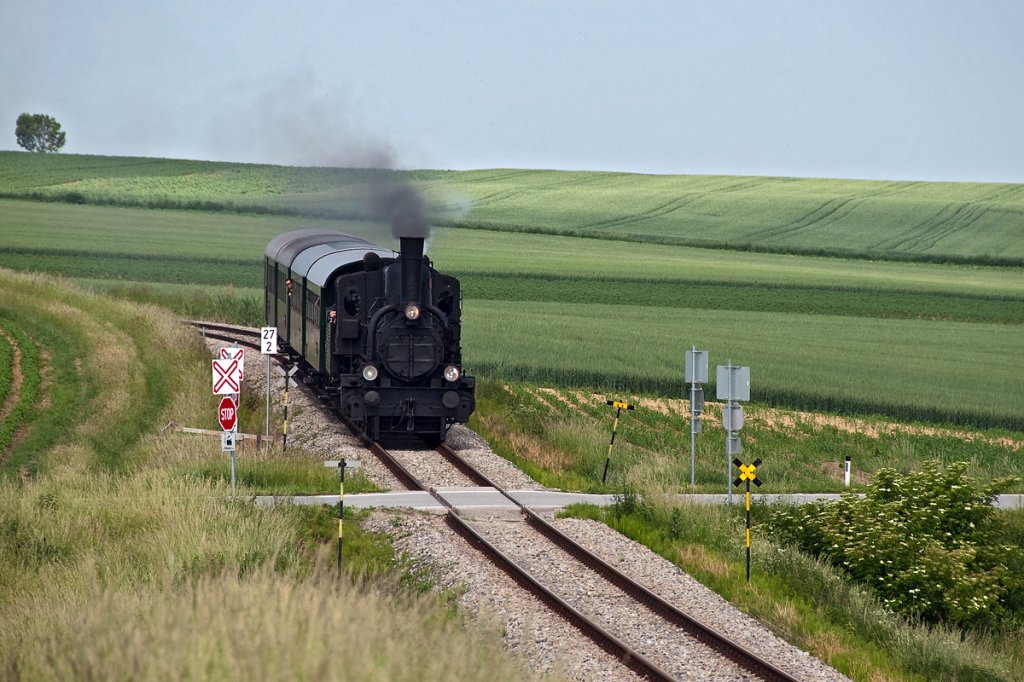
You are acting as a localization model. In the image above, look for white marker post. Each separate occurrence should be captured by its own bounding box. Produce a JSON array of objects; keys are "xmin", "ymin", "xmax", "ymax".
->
[
  {"xmin": 261, "ymin": 327, "xmax": 278, "ymax": 443},
  {"xmin": 844, "ymin": 455, "xmax": 852, "ymax": 487}
]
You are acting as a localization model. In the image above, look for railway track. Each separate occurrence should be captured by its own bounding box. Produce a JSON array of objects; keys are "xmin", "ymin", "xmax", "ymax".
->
[{"xmin": 190, "ymin": 320, "xmax": 802, "ymax": 681}]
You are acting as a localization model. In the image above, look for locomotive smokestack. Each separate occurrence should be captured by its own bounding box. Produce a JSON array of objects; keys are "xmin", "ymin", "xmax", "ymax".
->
[{"xmin": 400, "ymin": 236, "xmax": 424, "ymax": 305}]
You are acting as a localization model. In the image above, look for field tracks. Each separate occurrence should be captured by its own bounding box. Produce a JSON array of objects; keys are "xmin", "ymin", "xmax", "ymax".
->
[
  {"xmin": 876, "ymin": 202, "xmax": 989, "ymax": 253},
  {"xmin": 0, "ymin": 329, "xmax": 23, "ymax": 428}
]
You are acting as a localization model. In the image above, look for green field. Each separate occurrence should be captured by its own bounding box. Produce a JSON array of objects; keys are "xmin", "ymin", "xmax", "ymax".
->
[
  {"xmin": 1, "ymin": 152, "xmax": 1022, "ymax": 431},
  {"xmin": 4, "ymin": 151, "xmax": 1024, "ymax": 263}
]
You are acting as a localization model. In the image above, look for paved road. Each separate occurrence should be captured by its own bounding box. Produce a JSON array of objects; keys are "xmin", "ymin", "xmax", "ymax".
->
[{"xmin": 255, "ymin": 489, "xmax": 1024, "ymax": 513}]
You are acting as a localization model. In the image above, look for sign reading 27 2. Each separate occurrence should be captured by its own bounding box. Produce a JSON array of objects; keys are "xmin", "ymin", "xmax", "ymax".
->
[{"xmin": 261, "ymin": 327, "xmax": 278, "ymax": 355}]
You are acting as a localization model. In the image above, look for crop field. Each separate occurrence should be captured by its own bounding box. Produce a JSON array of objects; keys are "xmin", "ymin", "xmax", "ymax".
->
[
  {"xmin": 3, "ymin": 152, "xmax": 1023, "ymax": 263},
  {"xmin": 1, "ymin": 153, "xmax": 1022, "ymax": 432}
]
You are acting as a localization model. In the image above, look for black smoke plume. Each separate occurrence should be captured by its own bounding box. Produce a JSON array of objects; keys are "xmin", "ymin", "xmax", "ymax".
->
[{"xmin": 370, "ymin": 178, "xmax": 430, "ymax": 239}]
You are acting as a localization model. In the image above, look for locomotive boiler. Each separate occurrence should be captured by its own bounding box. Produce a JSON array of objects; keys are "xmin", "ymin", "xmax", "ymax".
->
[{"xmin": 264, "ymin": 229, "xmax": 475, "ymax": 444}]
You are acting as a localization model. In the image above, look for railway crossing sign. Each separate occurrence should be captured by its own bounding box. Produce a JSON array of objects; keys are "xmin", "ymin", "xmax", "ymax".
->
[
  {"xmin": 220, "ymin": 347, "xmax": 244, "ymax": 381},
  {"xmin": 274, "ymin": 365, "xmax": 299, "ymax": 389},
  {"xmin": 212, "ymin": 358, "xmax": 242, "ymax": 394},
  {"xmin": 218, "ymin": 396, "xmax": 237, "ymax": 431}
]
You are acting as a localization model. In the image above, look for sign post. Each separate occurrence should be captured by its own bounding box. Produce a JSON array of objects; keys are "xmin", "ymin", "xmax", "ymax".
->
[
  {"xmin": 274, "ymin": 365, "xmax": 298, "ymax": 451},
  {"xmin": 219, "ymin": 395, "xmax": 238, "ymax": 495},
  {"xmin": 733, "ymin": 458, "xmax": 762, "ymax": 583},
  {"xmin": 213, "ymin": 355, "xmax": 244, "ymax": 496},
  {"xmin": 261, "ymin": 327, "xmax": 278, "ymax": 443},
  {"xmin": 602, "ymin": 399, "xmax": 636, "ymax": 484},
  {"xmin": 325, "ymin": 459, "xmax": 362, "ymax": 577},
  {"xmin": 717, "ymin": 361, "xmax": 750, "ymax": 505},
  {"xmin": 684, "ymin": 347, "xmax": 708, "ymax": 486}
]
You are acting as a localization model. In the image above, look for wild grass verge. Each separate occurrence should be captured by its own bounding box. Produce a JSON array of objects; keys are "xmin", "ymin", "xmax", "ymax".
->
[
  {"xmin": 563, "ymin": 499, "xmax": 1024, "ymax": 681},
  {"xmin": 0, "ymin": 270, "xmax": 535, "ymax": 680}
]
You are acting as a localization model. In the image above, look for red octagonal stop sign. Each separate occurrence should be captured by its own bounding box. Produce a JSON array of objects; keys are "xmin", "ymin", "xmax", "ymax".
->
[{"xmin": 218, "ymin": 396, "xmax": 237, "ymax": 431}]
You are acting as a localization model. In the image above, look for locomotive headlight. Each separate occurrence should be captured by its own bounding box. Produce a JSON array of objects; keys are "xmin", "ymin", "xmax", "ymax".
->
[
  {"xmin": 443, "ymin": 365, "xmax": 461, "ymax": 382},
  {"xmin": 404, "ymin": 303, "xmax": 421, "ymax": 320},
  {"xmin": 361, "ymin": 364, "xmax": 379, "ymax": 382}
]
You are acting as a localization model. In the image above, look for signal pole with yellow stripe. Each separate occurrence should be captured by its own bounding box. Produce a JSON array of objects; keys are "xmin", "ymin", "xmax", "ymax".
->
[
  {"xmin": 325, "ymin": 458, "xmax": 362, "ymax": 577},
  {"xmin": 603, "ymin": 400, "xmax": 636, "ymax": 483},
  {"xmin": 733, "ymin": 458, "xmax": 762, "ymax": 583}
]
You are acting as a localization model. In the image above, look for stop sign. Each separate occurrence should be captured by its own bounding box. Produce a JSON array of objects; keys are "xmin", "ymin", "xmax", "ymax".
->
[{"xmin": 218, "ymin": 396, "xmax": 237, "ymax": 431}]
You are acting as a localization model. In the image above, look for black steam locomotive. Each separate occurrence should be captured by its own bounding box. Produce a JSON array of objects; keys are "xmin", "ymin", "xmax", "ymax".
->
[{"xmin": 264, "ymin": 229, "xmax": 475, "ymax": 444}]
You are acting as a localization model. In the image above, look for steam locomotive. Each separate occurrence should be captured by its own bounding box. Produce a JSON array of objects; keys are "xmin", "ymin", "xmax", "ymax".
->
[{"xmin": 264, "ymin": 229, "xmax": 475, "ymax": 444}]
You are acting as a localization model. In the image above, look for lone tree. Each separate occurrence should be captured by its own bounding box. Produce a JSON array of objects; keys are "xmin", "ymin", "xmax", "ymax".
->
[{"xmin": 15, "ymin": 113, "xmax": 66, "ymax": 152}]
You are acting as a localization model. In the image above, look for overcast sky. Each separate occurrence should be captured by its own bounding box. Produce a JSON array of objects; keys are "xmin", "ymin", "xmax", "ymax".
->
[{"xmin": 3, "ymin": 1, "xmax": 1022, "ymax": 182}]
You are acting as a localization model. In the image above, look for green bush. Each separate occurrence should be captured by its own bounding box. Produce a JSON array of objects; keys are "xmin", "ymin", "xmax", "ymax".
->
[{"xmin": 768, "ymin": 461, "xmax": 1022, "ymax": 628}]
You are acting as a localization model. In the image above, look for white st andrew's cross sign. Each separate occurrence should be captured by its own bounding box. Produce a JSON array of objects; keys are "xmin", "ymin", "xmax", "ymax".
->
[{"xmin": 212, "ymin": 357, "xmax": 243, "ymax": 395}]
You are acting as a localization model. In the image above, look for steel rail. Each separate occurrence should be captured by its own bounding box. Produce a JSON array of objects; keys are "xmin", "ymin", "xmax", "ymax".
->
[
  {"xmin": 444, "ymin": 513, "xmax": 676, "ymax": 682},
  {"xmin": 190, "ymin": 321, "xmax": 262, "ymax": 351},
  {"xmin": 436, "ymin": 444, "xmax": 800, "ymax": 682}
]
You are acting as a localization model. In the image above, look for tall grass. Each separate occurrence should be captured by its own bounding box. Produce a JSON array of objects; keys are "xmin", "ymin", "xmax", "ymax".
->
[
  {"xmin": 5, "ymin": 563, "xmax": 530, "ymax": 681},
  {"xmin": 0, "ymin": 270, "xmax": 536, "ymax": 680}
]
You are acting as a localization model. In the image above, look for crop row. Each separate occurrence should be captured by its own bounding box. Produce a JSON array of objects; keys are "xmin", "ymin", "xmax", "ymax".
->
[
  {"xmin": 462, "ymin": 300, "xmax": 1024, "ymax": 431},
  {"xmin": 5, "ymin": 200, "xmax": 1022, "ymax": 301},
  {"xmin": 2, "ymin": 246, "xmax": 1020, "ymax": 327},
  {"xmin": 461, "ymin": 273, "xmax": 1024, "ymax": 325}
]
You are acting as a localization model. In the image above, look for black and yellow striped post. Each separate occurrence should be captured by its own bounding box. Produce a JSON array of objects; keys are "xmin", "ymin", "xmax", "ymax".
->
[
  {"xmin": 337, "ymin": 459, "xmax": 345, "ymax": 575},
  {"xmin": 602, "ymin": 400, "xmax": 636, "ymax": 483},
  {"xmin": 733, "ymin": 458, "xmax": 762, "ymax": 583},
  {"xmin": 325, "ymin": 459, "xmax": 361, "ymax": 578},
  {"xmin": 282, "ymin": 374, "xmax": 289, "ymax": 451}
]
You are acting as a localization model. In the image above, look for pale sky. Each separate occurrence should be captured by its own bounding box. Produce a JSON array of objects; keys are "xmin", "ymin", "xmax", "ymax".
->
[{"xmin": 3, "ymin": 1, "xmax": 1022, "ymax": 182}]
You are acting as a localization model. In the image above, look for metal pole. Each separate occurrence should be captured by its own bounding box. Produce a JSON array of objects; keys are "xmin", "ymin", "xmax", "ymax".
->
[
  {"xmin": 231, "ymin": 392, "xmax": 238, "ymax": 496},
  {"xmin": 265, "ymin": 354, "xmax": 271, "ymax": 442},
  {"xmin": 282, "ymin": 371, "xmax": 289, "ymax": 451},
  {"xmin": 745, "ymin": 477, "xmax": 752, "ymax": 582},
  {"xmin": 338, "ymin": 460, "xmax": 346, "ymax": 577},
  {"xmin": 727, "ymin": 359, "xmax": 733, "ymax": 506},
  {"xmin": 602, "ymin": 406, "xmax": 622, "ymax": 484},
  {"xmin": 690, "ymin": 346, "xmax": 696, "ymax": 486}
]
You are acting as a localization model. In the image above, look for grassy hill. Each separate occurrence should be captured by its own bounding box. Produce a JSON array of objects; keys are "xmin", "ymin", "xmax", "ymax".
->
[{"xmin": 3, "ymin": 151, "xmax": 1023, "ymax": 264}]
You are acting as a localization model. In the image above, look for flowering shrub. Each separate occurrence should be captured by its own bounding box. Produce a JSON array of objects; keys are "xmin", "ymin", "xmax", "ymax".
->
[{"xmin": 768, "ymin": 461, "xmax": 1021, "ymax": 627}]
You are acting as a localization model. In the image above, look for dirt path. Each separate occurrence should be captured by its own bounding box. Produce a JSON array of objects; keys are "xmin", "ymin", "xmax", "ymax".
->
[
  {"xmin": 563, "ymin": 388, "xmax": 1023, "ymax": 452},
  {"xmin": 0, "ymin": 328, "xmax": 25, "ymax": 462}
]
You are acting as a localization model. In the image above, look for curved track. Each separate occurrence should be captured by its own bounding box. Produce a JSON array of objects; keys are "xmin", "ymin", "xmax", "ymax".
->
[{"xmin": 189, "ymin": 320, "xmax": 799, "ymax": 681}]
